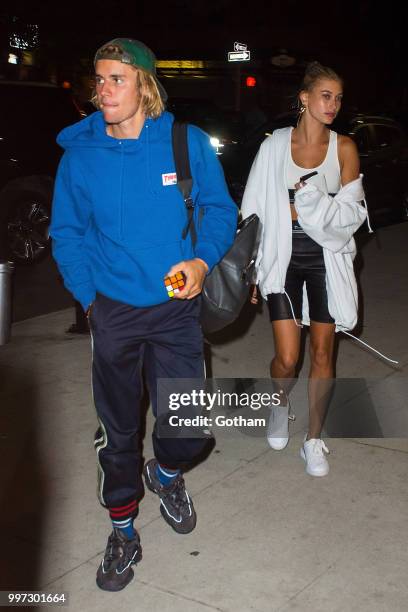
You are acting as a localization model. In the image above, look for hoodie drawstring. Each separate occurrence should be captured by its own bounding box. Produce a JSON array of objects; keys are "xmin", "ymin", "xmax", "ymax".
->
[
  {"xmin": 283, "ymin": 290, "xmax": 398, "ymax": 365},
  {"xmin": 362, "ymin": 198, "xmax": 374, "ymax": 233},
  {"xmin": 340, "ymin": 329, "xmax": 398, "ymax": 365},
  {"xmin": 284, "ymin": 290, "xmax": 303, "ymax": 328}
]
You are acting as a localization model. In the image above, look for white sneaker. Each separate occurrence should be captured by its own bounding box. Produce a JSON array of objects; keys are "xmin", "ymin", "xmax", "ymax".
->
[
  {"xmin": 267, "ymin": 404, "xmax": 295, "ymax": 450},
  {"xmin": 300, "ymin": 437, "xmax": 330, "ymax": 477}
]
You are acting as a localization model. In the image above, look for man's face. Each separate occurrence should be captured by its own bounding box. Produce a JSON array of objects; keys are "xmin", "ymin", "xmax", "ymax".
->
[{"xmin": 95, "ymin": 59, "xmax": 145, "ymax": 127}]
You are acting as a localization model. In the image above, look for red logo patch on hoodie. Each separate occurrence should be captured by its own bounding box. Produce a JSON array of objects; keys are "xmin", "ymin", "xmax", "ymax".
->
[{"xmin": 162, "ymin": 172, "xmax": 177, "ymax": 186}]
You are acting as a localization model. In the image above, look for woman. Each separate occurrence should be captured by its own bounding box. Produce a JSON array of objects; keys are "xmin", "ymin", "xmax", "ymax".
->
[{"xmin": 241, "ymin": 62, "xmax": 368, "ymax": 477}]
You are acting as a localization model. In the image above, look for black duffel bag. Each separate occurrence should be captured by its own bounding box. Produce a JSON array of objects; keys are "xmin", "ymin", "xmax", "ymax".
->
[{"xmin": 172, "ymin": 121, "xmax": 260, "ymax": 334}]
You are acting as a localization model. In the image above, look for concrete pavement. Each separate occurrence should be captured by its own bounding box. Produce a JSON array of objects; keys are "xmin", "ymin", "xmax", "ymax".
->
[{"xmin": 0, "ymin": 223, "xmax": 407, "ymax": 611}]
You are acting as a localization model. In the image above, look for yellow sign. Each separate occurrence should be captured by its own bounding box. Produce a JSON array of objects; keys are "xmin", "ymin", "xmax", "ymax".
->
[{"xmin": 156, "ymin": 60, "xmax": 205, "ymax": 69}]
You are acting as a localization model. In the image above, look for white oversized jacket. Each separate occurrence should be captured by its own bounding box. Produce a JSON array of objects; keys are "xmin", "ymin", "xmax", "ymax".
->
[{"xmin": 241, "ymin": 127, "xmax": 368, "ymax": 333}]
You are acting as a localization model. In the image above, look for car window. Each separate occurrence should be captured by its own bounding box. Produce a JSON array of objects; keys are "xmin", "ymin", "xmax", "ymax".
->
[
  {"xmin": 352, "ymin": 126, "xmax": 371, "ymax": 155},
  {"xmin": 0, "ymin": 84, "xmax": 79, "ymax": 136},
  {"xmin": 168, "ymin": 99, "xmax": 222, "ymax": 125},
  {"xmin": 372, "ymin": 125, "xmax": 401, "ymax": 150}
]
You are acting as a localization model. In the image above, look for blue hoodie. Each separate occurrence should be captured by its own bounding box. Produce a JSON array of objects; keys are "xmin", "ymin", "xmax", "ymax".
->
[{"xmin": 50, "ymin": 110, "xmax": 237, "ymax": 310}]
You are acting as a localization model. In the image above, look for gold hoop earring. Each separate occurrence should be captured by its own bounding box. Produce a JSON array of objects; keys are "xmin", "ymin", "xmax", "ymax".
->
[{"xmin": 297, "ymin": 104, "xmax": 306, "ymax": 126}]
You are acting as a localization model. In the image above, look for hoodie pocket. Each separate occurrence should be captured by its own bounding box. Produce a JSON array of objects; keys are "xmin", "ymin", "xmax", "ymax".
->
[{"xmin": 110, "ymin": 240, "xmax": 193, "ymax": 305}]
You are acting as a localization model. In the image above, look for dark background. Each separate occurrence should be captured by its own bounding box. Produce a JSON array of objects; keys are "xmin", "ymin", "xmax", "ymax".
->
[
  {"xmin": 2, "ymin": 0, "xmax": 408, "ymax": 323},
  {"xmin": 1, "ymin": 0, "xmax": 407, "ymax": 113}
]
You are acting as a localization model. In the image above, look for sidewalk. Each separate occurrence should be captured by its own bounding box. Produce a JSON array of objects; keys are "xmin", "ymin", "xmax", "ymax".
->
[{"xmin": 1, "ymin": 224, "xmax": 407, "ymax": 611}]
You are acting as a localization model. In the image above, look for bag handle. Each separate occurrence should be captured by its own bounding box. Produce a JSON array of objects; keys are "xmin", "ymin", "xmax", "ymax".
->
[{"xmin": 171, "ymin": 121, "xmax": 197, "ymax": 244}]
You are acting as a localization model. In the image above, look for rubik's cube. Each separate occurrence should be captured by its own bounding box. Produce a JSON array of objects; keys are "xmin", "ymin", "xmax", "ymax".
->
[{"xmin": 164, "ymin": 272, "xmax": 186, "ymax": 298}]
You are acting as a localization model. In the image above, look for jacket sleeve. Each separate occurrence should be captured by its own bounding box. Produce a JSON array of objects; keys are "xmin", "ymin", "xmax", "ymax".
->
[
  {"xmin": 49, "ymin": 152, "xmax": 96, "ymax": 310},
  {"xmin": 240, "ymin": 140, "xmax": 268, "ymax": 278},
  {"xmin": 188, "ymin": 126, "xmax": 238, "ymax": 271},
  {"xmin": 241, "ymin": 139, "xmax": 268, "ymax": 221},
  {"xmin": 294, "ymin": 182, "xmax": 367, "ymax": 252}
]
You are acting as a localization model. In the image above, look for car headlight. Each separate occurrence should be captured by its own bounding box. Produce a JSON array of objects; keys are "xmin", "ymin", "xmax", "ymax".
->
[
  {"xmin": 210, "ymin": 136, "xmax": 225, "ymax": 154},
  {"xmin": 210, "ymin": 135, "xmax": 238, "ymax": 155}
]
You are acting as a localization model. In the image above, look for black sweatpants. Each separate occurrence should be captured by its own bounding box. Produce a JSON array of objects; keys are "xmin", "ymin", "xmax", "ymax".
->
[{"xmin": 90, "ymin": 292, "xmax": 209, "ymax": 519}]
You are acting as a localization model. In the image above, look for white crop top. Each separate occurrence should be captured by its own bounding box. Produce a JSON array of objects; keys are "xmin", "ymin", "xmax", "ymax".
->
[{"xmin": 286, "ymin": 128, "xmax": 341, "ymax": 194}]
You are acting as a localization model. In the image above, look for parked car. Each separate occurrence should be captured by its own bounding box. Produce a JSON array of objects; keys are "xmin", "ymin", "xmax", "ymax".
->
[
  {"xmin": 168, "ymin": 97, "xmax": 246, "ymax": 204},
  {"xmin": 336, "ymin": 113, "xmax": 408, "ymax": 225},
  {"xmin": 167, "ymin": 97, "xmax": 243, "ymax": 144},
  {"xmin": 241, "ymin": 112, "xmax": 408, "ymax": 226},
  {"xmin": 0, "ymin": 81, "xmax": 82, "ymax": 264},
  {"xmin": 170, "ymin": 101, "xmax": 408, "ymax": 226}
]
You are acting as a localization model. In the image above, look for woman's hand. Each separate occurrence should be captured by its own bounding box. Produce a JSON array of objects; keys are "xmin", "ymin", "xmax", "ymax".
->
[{"xmin": 250, "ymin": 284, "xmax": 259, "ymax": 305}]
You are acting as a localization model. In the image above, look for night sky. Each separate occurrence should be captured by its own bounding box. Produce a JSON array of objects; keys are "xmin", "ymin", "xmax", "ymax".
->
[
  {"xmin": 2, "ymin": 0, "xmax": 407, "ymax": 113},
  {"xmin": 6, "ymin": 0, "xmax": 407, "ymax": 59}
]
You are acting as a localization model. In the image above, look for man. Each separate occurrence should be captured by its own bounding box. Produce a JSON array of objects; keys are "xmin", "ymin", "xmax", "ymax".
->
[{"xmin": 50, "ymin": 38, "xmax": 237, "ymax": 592}]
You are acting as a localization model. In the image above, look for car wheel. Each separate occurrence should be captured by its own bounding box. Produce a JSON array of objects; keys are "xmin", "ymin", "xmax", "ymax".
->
[{"xmin": 2, "ymin": 177, "xmax": 53, "ymax": 265}]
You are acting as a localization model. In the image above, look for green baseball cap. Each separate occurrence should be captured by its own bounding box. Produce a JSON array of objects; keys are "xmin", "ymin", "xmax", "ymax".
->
[{"xmin": 94, "ymin": 38, "xmax": 167, "ymax": 102}]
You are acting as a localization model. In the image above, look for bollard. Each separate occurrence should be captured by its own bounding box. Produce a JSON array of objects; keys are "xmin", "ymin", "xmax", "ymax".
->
[{"xmin": 0, "ymin": 261, "xmax": 15, "ymax": 345}]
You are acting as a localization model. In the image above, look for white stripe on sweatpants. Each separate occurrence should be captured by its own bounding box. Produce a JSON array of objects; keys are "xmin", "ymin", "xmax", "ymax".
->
[{"xmin": 90, "ymin": 327, "xmax": 108, "ymax": 506}]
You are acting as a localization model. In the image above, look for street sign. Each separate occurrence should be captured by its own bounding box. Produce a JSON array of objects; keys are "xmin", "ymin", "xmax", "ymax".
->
[
  {"xmin": 228, "ymin": 50, "xmax": 251, "ymax": 62},
  {"xmin": 234, "ymin": 42, "xmax": 247, "ymax": 51}
]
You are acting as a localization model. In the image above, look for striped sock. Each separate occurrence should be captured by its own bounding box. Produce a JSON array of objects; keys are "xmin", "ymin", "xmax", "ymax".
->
[
  {"xmin": 156, "ymin": 464, "xmax": 180, "ymax": 486},
  {"xmin": 109, "ymin": 500, "xmax": 138, "ymax": 539},
  {"xmin": 111, "ymin": 517, "xmax": 135, "ymax": 539}
]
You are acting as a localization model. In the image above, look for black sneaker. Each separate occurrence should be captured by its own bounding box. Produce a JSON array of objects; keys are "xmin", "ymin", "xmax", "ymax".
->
[
  {"xmin": 143, "ymin": 458, "xmax": 197, "ymax": 534},
  {"xmin": 96, "ymin": 528, "xmax": 142, "ymax": 592}
]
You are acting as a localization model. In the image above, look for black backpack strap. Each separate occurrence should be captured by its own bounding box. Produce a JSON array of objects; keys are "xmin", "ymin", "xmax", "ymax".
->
[{"xmin": 172, "ymin": 121, "xmax": 197, "ymax": 244}]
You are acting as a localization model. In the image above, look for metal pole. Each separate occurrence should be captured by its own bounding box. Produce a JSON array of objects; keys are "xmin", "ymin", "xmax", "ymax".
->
[{"xmin": 0, "ymin": 261, "xmax": 15, "ymax": 345}]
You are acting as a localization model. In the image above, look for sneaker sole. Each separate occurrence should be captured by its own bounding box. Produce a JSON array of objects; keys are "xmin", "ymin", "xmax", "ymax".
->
[
  {"xmin": 96, "ymin": 548, "xmax": 142, "ymax": 592},
  {"xmin": 300, "ymin": 447, "xmax": 329, "ymax": 477},
  {"xmin": 267, "ymin": 436, "xmax": 289, "ymax": 450}
]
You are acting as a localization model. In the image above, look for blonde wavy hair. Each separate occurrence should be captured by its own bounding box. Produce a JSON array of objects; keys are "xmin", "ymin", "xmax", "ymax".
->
[{"xmin": 91, "ymin": 64, "xmax": 165, "ymax": 119}]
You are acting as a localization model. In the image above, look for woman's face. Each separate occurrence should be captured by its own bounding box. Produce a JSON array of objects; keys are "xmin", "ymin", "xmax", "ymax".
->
[{"xmin": 301, "ymin": 78, "xmax": 343, "ymax": 125}]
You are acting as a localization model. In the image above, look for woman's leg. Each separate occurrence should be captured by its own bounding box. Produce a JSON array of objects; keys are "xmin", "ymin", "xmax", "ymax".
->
[
  {"xmin": 308, "ymin": 321, "xmax": 336, "ymax": 439},
  {"xmin": 266, "ymin": 318, "xmax": 301, "ymax": 449},
  {"xmin": 270, "ymin": 319, "xmax": 302, "ymax": 399}
]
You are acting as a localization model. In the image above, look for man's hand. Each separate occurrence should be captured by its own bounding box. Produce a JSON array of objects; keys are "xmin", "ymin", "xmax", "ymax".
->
[{"xmin": 166, "ymin": 258, "xmax": 208, "ymax": 299}]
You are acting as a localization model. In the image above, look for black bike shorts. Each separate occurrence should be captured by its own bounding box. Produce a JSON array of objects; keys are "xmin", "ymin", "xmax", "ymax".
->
[{"xmin": 267, "ymin": 220, "xmax": 335, "ymax": 324}]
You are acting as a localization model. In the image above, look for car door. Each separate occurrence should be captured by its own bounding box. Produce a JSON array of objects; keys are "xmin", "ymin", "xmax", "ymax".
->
[
  {"xmin": 368, "ymin": 122, "xmax": 405, "ymax": 220},
  {"xmin": 351, "ymin": 120, "xmax": 404, "ymax": 223},
  {"xmin": 350, "ymin": 122, "xmax": 378, "ymax": 204}
]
